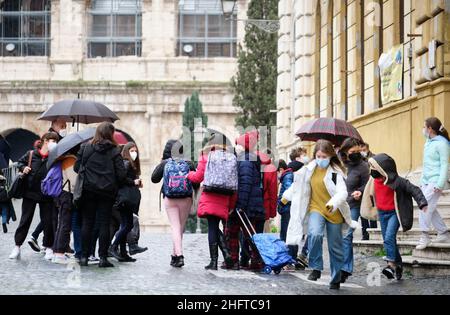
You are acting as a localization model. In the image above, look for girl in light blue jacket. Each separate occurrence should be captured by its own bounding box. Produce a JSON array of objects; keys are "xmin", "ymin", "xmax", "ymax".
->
[{"xmin": 417, "ymin": 117, "xmax": 450, "ymax": 250}]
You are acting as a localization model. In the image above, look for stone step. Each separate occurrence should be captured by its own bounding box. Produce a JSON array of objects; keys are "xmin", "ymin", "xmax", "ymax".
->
[
  {"xmin": 413, "ymin": 243, "xmax": 450, "ymax": 261},
  {"xmin": 366, "ymin": 228, "xmax": 441, "ymax": 241},
  {"xmin": 413, "ymin": 215, "xmax": 450, "ymax": 228},
  {"xmin": 402, "ymin": 256, "xmax": 450, "ymax": 277},
  {"xmin": 353, "ymin": 240, "xmax": 450, "ymax": 258}
]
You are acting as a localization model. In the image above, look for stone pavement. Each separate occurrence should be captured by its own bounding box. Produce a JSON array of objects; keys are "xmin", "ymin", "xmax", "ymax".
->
[{"xmin": 0, "ymin": 208, "xmax": 449, "ymax": 295}]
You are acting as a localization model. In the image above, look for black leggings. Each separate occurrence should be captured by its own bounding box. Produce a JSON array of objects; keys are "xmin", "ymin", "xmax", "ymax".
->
[
  {"xmin": 112, "ymin": 207, "xmax": 134, "ymax": 253},
  {"xmin": 207, "ymin": 216, "xmax": 221, "ymax": 245}
]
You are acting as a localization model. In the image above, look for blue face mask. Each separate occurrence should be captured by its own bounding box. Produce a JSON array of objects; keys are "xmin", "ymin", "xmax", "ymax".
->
[{"xmin": 316, "ymin": 158, "xmax": 330, "ymax": 169}]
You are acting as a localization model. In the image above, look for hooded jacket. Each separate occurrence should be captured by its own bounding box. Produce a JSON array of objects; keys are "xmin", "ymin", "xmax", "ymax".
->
[
  {"xmin": 288, "ymin": 160, "xmax": 304, "ymax": 172},
  {"xmin": 282, "ymin": 160, "xmax": 358, "ymax": 247},
  {"xmin": 361, "ymin": 154, "xmax": 428, "ymax": 232},
  {"xmin": 257, "ymin": 151, "xmax": 278, "ymax": 220},
  {"xmin": 74, "ymin": 140, "xmax": 126, "ymax": 198},
  {"xmin": 277, "ymin": 168, "xmax": 293, "ymax": 215},
  {"xmin": 235, "ymin": 151, "xmax": 265, "ymax": 219},
  {"xmin": 422, "ymin": 135, "xmax": 450, "ymax": 190}
]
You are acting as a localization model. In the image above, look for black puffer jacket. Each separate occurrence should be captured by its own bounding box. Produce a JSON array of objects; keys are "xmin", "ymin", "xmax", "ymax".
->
[
  {"xmin": 74, "ymin": 140, "xmax": 126, "ymax": 199},
  {"xmin": 363, "ymin": 154, "xmax": 428, "ymax": 232},
  {"xmin": 17, "ymin": 149, "xmax": 52, "ymax": 202},
  {"xmin": 345, "ymin": 159, "xmax": 370, "ymax": 209}
]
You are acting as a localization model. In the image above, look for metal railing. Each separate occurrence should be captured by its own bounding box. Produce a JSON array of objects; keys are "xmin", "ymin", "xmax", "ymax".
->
[{"xmin": 1, "ymin": 164, "xmax": 19, "ymax": 188}]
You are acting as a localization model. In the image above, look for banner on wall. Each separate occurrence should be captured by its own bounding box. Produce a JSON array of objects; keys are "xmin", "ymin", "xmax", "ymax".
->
[{"xmin": 378, "ymin": 44, "xmax": 404, "ymax": 105}]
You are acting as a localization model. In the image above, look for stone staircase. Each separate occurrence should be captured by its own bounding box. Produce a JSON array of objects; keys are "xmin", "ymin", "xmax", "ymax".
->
[{"xmin": 353, "ymin": 189, "xmax": 450, "ymax": 277}]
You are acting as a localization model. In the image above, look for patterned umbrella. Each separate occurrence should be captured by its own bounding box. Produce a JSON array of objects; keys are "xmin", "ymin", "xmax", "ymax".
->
[{"xmin": 295, "ymin": 118, "xmax": 363, "ymax": 146}]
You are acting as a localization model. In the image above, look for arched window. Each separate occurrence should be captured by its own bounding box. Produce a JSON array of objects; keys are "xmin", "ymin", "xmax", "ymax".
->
[
  {"xmin": 0, "ymin": 0, "xmax": 51, "ymax": 56},
  {"xmin": 87, "ymin": 0, "xmax": 142, "ymax": 58}
]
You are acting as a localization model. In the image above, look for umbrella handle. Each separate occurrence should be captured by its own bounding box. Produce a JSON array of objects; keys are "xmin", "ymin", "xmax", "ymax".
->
[{"xmin": 71, "ymin": 117, "xmax": 76, "ymax": 128}]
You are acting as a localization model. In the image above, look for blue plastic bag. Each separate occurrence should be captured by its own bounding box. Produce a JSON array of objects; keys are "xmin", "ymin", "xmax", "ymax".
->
[{"xmin": 252, "ymin": 234, "xmax": 296, "ymax": 268}]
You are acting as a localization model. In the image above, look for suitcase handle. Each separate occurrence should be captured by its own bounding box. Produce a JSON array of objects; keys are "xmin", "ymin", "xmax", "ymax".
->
[{"xmin": 235, "ymin": 208, "xmax": 257, "ymax": 236}]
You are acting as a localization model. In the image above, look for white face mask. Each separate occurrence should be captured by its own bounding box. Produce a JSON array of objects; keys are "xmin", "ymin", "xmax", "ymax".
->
[
  {"xmin": 130, "ymin": 151, "xmax": 138, "ymax": 161},
  {"xmin": 301, "ymin": 156, "xmax": 310, "ymax": 164},
  {"xmin": 361, "ymin": 151, "xmax": 368, "ymax": 158},
  {"xmin": 58, "ymin": 129, "xmax": 67, "ymax": 138},
  {"xmin": 423, "ymin": 128, "xmax": 430, "ymax": 139},
  {"xmin": 48, "ymin": 142, "xmax": 57, "ymax": 151}
]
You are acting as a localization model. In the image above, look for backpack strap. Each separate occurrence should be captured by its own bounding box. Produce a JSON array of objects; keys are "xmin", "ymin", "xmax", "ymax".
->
[
  {"xmin": 62, "ymin": 179, "xmax": 71, "ymax": 194},
  {"xmin": 332, "ymin": 172, "xmax": 337, "ymax": 185}
]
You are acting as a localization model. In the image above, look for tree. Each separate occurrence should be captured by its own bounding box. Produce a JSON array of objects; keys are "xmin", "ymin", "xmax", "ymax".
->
[
  {"xmin": 231, "ymin": 0, "xmax": 278, "ymax": 138},
  {"xmin": 182, "ymin": 91, "xmax": 208, "ymax": 233},
  {"xmin": 182, "ymin": 91, "xmax": 208, "ymax": 163}
]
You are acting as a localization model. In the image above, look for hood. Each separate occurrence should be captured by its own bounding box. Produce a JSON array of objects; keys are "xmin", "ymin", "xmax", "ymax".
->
[
  {"xmin": 162, "ymin": 139, "xmax": 183, "ymax": 160},
  {"xmin": 368, "ymin": 154, "xmax": 398, "ymax": 185},
  {"xmin": 429, "ymin": 135, "xmax": 450, "ymax": 146},
  {"xmin": 256, "ymin": 151, "xmax": 272, "ymax": 165},
  {"xmin": 288, "ymin": 160, "xmax": 304, "ymax": 172},
  {"xmin": 93, "ymin": 140, "xmax": 117, "ymax": 153},
  {"xmin": 235, "ymin": 130, "xmax": 259, "ymax": 151}
]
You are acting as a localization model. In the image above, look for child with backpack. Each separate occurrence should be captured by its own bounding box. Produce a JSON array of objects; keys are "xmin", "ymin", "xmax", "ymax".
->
[
  {"xmin": 187, "ymin": 133, "xmax": 237, "ymax": 270},
  {"xmin": 151, "ymin": 139, "xmax": 196, "ymax": 268},
  {"xmin": 361, "ymin": 153, "xmax": 428, "ymax": 280}
]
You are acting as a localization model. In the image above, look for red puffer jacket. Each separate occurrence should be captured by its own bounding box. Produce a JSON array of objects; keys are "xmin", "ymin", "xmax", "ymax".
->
[
  {"xmin": 258, "ymin": 152, "xmax": 278, "ymax": 220},
  {"xmin": 187, "ymin": 153, "xmax": 237, "ymax": 221}
]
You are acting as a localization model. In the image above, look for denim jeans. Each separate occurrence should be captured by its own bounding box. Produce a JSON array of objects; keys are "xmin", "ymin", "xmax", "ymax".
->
[
  {"xmin": 378, "ymin": 210, "xmax": 402, "ymax": 265},
  {"xmin": 280, "ymin": 212, "xmax": 290, "ymax": 242},
  {"xmin": 307, "ymin": 212, "xmax": 344, "ymax": 284},
  {"xmin": 342, "ymin": 207, "xmax": 360, "ymax": 274},
  {"xmin": 1, "ymin": 203, "xmax": 7, "ymax": 225},
  {"xmin": 71, "ymin": 209, "xmax": 82, "ymax": 259}
]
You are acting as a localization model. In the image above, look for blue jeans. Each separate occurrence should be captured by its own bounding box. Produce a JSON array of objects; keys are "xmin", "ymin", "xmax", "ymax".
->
[
  {"xmin": 71, "ymin": 209, "xmax": 82, "ymax": 259},
  {"xmin": 307, "ymin": 212, "xmax": 344, "ymax": 284},
  {"xmin": 280, "ymin": 212, "xmax": 290, "ymax": 242},
  {"xmin": 1, "ymin": 203, "xmax": 7, "ymax": 224},
  {"xmin": 378, "ymin": 210, "xmax": 402, "ymax": 265},
  {"xmin": 342, "ymin": 207, "xmax": 360, "ymax": 274}
]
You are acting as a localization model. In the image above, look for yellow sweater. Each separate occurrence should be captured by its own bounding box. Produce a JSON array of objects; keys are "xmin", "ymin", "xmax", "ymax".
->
[{"xmin": 308, "ymin": 167, "xmax": 344, "ymax": 224}]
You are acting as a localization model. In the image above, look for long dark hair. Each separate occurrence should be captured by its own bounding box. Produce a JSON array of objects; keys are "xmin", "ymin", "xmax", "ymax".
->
[
  {"xmin": 91, "ymin": 122, "xmax": 118, "ymax": 146},
  {"xmin": 425, "ymin": 117, "xmax": 450, "ymax": 141},
  {"xmin": 122, "ymin": 142, "xmax": 141, "ymax": 176},
  {"xmin": 313, "ymin": 139, "xmax": 345, "ymax": 173}
]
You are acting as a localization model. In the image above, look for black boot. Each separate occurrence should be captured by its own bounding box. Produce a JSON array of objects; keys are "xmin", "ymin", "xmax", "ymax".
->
[
  {"xmin": 80, "ymin": 256, "xmax": 88, "ymax": 267},
  {"xmin": 2, "ymin": 223, "xmax": 7, "ymax": 233},
  {"xmin": 108, "ymin": 244, "xmax": 123, "ymax": 261},
  {"xmin": 173, "ymin": 255, "xmax": 184, "ymax": 268},
  {"xmin": 308, "ymin": 270, "xmax": 321, "ymax": 281},
  {"xmin": 205, "ymin": 243, "xmax": 219, "ymax": 270},
  {"xmin": 170, "ymin": 255, "xmax": 176, "ymax": 266},
  {"xmin": 129, "ymin": 243, "xmax": 148, "ymax": 256},
  {"xmin": 119, "ymin": 245, "xmax": 136, "ymax": 262},
  {"xmin": 218, "ymin": 231, "xmax": 234, "ymax": 268},
  {"xmin": 99, "ymin": 257, "xmax": 114, "ymax": 268}
]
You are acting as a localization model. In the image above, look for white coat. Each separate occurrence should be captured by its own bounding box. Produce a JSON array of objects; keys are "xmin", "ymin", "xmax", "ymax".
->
[{"xmin": 282, "ymin": 161, "xmax": 359, "ymax": 247}]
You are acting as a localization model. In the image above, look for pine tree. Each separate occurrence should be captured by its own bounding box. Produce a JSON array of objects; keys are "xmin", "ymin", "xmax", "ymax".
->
[
  {"xmin": 231, "ymin": 0, "xmax": 278, "ymax": 135},
  {"xmin": 182, "ymin": 91, "xmax": 208, "ymax": 233},
  {"xmin": 182, "ymin": 91, "xmax": 208, "ymax": 163}
]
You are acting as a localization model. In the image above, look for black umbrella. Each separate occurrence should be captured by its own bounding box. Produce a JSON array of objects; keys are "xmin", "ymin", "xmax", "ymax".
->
[
  {"xmin": 47, "ymin": 128, "xmax": 96, "ymax": 167},
  {"xmin": 1, "ymin": 129, "xmax": 40, "ymax": 162},
  {"xmin": 38, "ymin": 99, "xmax": 120, "ymax": 126}
]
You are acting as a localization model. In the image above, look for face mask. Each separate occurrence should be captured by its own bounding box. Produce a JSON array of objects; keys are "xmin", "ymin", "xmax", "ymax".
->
[
  {"xmin": 348, "ymin": 152, "xmax": 362, "ymax": 163},
  {"xmin": 422, "ymin": 128, "xmax": 430, "ymax": 139},
  {"xmin": 48, "ymin": 142, "xmax": 57, "ymax": 151},
  {"xmin": 130, "ymin": 151, "xmax": 138, "ymax": 161},
  {"xmin": 301, "ymin": 156, "xmax": 310, "ymax": 164},
  {"xmin": 316, "ymin": 158, "xmax": 330, "ymax": 169},
  {"xmin": 370, "ymin": 170, "xmax": 383, "ymax": 179},
  {"xmin": 58, "ymin": 129, "xmax": 67, "ymax": 138},
  {"xmin": 361, "ymin": 151, "xmax": 368, "ymax": 158}
]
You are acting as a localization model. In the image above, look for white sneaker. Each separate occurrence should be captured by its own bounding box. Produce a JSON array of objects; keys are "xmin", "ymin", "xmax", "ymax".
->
[
  {"xmin": 52, "ymin": 255, "xmax": 69, "ymax": 265},
  {"xmin": 434, "ymin": 232, "xmax": 450, "ymax": 244},
  {"xmin": 44, "ymin": 248, "xmax": 54, "ymax": 261},
  {"xmin": 8, "ymin": 246, "xmax": 21, "ymax": 259},
  {"xmin": 416, "ymin": 233, "xmax": 432, "ymax": 250}
]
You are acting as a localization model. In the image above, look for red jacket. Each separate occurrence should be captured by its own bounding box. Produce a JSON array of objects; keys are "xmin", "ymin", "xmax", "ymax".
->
[
  {"xmin": 258, "ymin": 152, "xmax": 278, "ymax": 220},
  {"xmin": 187, "ymin": 153, "xmax": 236, "ymax": 221}
]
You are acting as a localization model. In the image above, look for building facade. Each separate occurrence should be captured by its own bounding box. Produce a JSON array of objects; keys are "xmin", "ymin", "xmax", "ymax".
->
[
  {"xmin": 277, "ymin": 0, "xmax": 450, "ymax": 181},
  {"xmin": 0, "ymin": 0, "xmax": 249, "ymax": 231}
]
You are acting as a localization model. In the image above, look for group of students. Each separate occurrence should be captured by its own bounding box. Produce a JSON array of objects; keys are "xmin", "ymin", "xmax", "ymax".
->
[{"xmin": 6, "ymin": 121, "xmax": 147, "ymax": 267}]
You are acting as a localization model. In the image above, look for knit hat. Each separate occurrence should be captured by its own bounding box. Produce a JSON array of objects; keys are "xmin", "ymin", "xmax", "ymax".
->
[{"xmin": 235, "ymin": 130, "xmax": 259, "ymax": 151}]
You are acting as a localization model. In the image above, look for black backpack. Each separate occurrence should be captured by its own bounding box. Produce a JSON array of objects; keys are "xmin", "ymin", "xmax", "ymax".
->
[{"xmin": 83, "ymin": 145, "xmax": 118, "ymax": 195}]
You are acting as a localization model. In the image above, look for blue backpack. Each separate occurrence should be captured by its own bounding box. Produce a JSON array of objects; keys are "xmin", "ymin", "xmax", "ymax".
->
[
  {"xmin": 163, "ymin": 159, "xmax": 193, "ymax": 198},
  {"xmin": 41, "ymin": 161, "xmax": 64, "ymax": 198}
]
